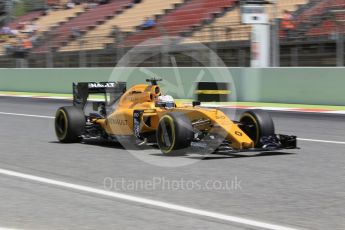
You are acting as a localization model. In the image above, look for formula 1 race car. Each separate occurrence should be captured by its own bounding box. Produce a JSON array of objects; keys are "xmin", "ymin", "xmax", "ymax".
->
[{"xmin": 55, "ymin": 79, "xmax": 297, "ymax": 155}]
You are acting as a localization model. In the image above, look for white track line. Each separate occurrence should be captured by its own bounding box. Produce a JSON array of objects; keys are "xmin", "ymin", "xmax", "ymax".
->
[
  {"xmin": 298, "ymin": 138, "xmax": 345, "ymax": 145},
  {"xmin": 0, "ymin": 228, "xmax": 20, "ymax": 230},
  {"xmin": 0, "ymin": 168, "xmax": 299, "ymax": 230},
  {"xmin": 0, "ymin": 112, "xmax": 54, "ymax": 119}
]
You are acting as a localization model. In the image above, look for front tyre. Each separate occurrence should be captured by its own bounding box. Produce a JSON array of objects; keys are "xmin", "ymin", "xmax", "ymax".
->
[
  {"xmin": 55, "ymin": 106, "xmax": 85, "ymax": 143},
  {"xmin": 156, "ymin": 112, "xmax": 194, "ymax": 156},
  {"xmin": 240, "ymin": 109, "xmax": 275, "ymax": 147}
]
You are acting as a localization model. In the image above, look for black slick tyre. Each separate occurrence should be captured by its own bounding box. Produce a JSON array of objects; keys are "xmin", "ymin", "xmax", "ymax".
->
[
  {"xmin": 239, "ymin": 109, "xmax": 275, "ymax": 147},
  {"xmin": 55, "ymin": 106, "xmax": 85, "ymax": 143},
  {"xmin": 156, "ymin": 112, "xmax": 193, "ymax": 156}
]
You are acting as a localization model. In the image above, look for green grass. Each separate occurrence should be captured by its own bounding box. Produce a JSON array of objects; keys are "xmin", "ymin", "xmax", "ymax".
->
[
  {"xmin": 178, "ymin": 99, "xmax": 345, "ymax": 111},
  {"xmin": 1, "ymin": 91, "xmax": 345, "ymax": 111},
  {"xmin": 0, "ymin": 91, "xmax": 104, "ymax": 100},
  {"xmin": 0, "ymin": 91, "xmax": 73, "ymax": 98}
]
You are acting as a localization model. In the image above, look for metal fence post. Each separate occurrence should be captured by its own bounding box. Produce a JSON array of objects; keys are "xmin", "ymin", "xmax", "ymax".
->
[
  {"xmin": 209, "ymin": 26, "xmax": 218, "ymax": 66},
  {"xmin": 291, "ymin": 46, "xmax": 298, "ymax": 66},
  {"xmin": 330, "ymin": 9, "xmax": 345, "ymax": 66},
  {"xmin": 46, "ymin": 46, "xmax": 53, "ymax": 68},
  {"xmin": 271, "ymin": 0, "xmax": 280, "ymax": 67},
  {"xmin": 113, "ymin": 27, "xmax": 124, "ymax": 65},
  {"xmin": 79, "ymin": 38, "xmax": 86, "ymax": 67},
  {"xmin": 157, "ymin": 26, "xmax": 170, "ymax": 66},
  {"xmin": 336, "ymin": 22, "xmax": 344, "ymax": 67}
]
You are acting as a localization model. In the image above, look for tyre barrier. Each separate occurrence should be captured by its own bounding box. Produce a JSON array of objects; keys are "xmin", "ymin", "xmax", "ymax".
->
[{"xmin": 194, "ymin": 82, "xmax": 231, "ymax": 102}]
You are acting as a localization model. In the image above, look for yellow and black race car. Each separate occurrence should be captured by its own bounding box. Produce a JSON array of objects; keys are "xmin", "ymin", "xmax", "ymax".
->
[{"xmin": 55, "ymin": 79, "xmax": 297, "ymax": 155}]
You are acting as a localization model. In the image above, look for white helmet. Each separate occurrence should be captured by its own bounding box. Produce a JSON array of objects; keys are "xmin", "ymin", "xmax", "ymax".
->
[{"xmin": 157, "ymin": 95, "xmax": 175, "ymax": 108}]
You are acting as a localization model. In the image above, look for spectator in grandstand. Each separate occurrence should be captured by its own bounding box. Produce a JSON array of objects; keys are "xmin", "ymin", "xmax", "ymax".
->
[
  {"xmin": 30, "ymin": 32, "xmax": 39, "ymax": 47},
  {"xmin": 4, "ymin": 38, "xmax": 19, "ymax": 56},
  {"xmin": 110, "ymin": 26, "xmax": 124, "ymax": 44},
  {"xmin": 1, "ymin": 27, "xmax": 12, "ymax": 36},
  {"xmin": 30, "ymin": 21, "xmax": 38, "ymax": 33},
  {"xmin": 43, "ymin": 6, "xmax": 50, "ymax": 16},
  {"xmin": 71, "ymin": 27, "xmax": 81, "ymax": 38},
  {"xmin": 281, "ymin": 10, "xmax": 295, "ymax": 38},
  {"xmin": 8, "ymin": 36, "xmax": 29, "ymax": 59},
  {"xmin": 0, "ymin": 26, "xmax": 17, "ymax": 41},
  {"xmin": 22, "ymin": 21, "xmax": 38, "ymax": 35},
  {"xmin": 142, "ymin": 17, "xmax": 156, "ymax": 30},
  {"xmin": 99, "ymin": 0, "xmax": 110, "ymax": 4},
  {"xmin": 126, "ymin": 0, "xmax": 141, "ymax": 8},
  {"xmin": 84, "ymin": 1, "xmax": 98, "ymax": 9},
  {"xmin": 66, "ymin": 0, "xmax": 76, "ymax": 9},
  {"xmin": 0, "ymin": 32, "xmax": 10, "ymax": 42},
  {"xmin": 20, "ymin": 22, "xmax": 29, "ymax": 33},
  {"xmin": 22, "ymin": 35, "xmax": 33, "ymax": 50},
  {"xmin": 17, "ymin": 22, "xmax": 26, "ymax": 30}
]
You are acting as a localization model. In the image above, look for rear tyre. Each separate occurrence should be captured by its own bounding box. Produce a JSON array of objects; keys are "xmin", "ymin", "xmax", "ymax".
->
[
  {"xmin": 239, "ymin": 110, "xmax": 275, "ymax": 147},
  {"xmin": 55, "ymin": 106, "xmax": 85, "ymax": 143},
  {"xmin": 156, "ymin": 112, "xmax": 194, "ymax": 156}
]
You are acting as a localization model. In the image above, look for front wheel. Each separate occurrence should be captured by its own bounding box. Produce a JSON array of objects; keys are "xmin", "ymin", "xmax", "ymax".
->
[
  {"xmin": 156, "ymin": 112, "xmax": 194, "ymax": 156},
  {"xmin": 239, "ymin": 110, "xmax": 275, "ymax": 147},
  {"xmin": 55, "ymin": 106, "xmax": 85, "ymax": 143}
]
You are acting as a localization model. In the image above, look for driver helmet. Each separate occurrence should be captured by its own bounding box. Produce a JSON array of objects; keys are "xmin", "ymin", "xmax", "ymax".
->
[{"xmin": 157, "ymin": 94, "xmax": 175, "ymax": 108}]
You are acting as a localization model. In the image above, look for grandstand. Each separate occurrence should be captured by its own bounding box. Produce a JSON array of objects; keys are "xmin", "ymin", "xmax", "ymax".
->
[
  {"xmin": 7, "ymin": 11, "xmax": 43, "ymax": 29},
  {"xmin": 122, "ymin": 0, "xmax": 236, "ymax": 47},
  {"xmin": 34, "ymin": 0, "xmax": 133, "ymax": 53},
  {"xmin": 59, "ymin": 0, "xmax": 185, "ymax": 51},
  {"xmin": 0, "ymin": 11, "xmax": 43, "ymax": 55},
  {"xmin": 0, "ymin": 0, "xmax": 344, "ymax": 67},
  {"xmin": 0, "ymin": 6, "xmax": 85, "ymax": 55},
  {"xmin": 302, "ymin": 0, "xmax": 345, "ymax": 37},
  {"xmin": 34, "ymin": 6, "xmax": 84, "ymax": 33},
  {"xmin": 188, "ymin": 0, "xmax": 308, "ymax": 43}
]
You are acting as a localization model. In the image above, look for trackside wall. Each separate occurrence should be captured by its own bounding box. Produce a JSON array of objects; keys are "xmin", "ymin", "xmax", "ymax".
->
[{"xmin": 0, "ymin": 68, "xmax": 344, "ymax": 105}]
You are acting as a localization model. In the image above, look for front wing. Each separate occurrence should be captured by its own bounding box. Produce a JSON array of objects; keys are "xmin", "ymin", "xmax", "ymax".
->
[{"xmin": 214, "ymin": 134, "xmax": 298, "ymax": 154}]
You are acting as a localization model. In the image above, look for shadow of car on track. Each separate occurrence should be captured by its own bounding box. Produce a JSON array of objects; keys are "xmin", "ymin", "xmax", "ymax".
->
[
  {"xmin": 50, "ymin": 141, "xmax": 296, "ymax": 160},
  {"xmin": 150, "ymin": 151, "xmax": 296, "ymax": 160},
  {"xmin": 49, "ymin": 140, "xmax": 155, "ymax": 151}
]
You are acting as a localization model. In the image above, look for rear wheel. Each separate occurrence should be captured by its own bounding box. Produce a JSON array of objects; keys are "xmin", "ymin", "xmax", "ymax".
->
[
  {"xmin": 55, "ymin": 106, "xmax": 85, "ymax": 143},
  {"xmin": 240, "ymin": 110, "xmax": 275, "ymax": 147},
  {"xmin": 156, "ymin": 112, "xmax": 193, "ymax": 156}
]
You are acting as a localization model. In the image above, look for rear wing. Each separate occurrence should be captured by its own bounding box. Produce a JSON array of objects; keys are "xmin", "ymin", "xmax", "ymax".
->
[{"xmin": 73, "ymin": 82, "xmax": 126, "ymax": 109}]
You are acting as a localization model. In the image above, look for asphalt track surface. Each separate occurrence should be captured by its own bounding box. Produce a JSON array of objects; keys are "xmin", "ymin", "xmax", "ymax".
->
[{"xmin": 0, "ymin": 97, "xmax": 344, "ymax": 230}]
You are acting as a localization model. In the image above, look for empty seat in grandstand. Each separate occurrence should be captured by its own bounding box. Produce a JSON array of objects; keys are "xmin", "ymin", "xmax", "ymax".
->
[
  {"xmin": 34, "ymin": 0, "xmax": 132, "ymax": 53},
  {"xmin": 266, "ymin": 0, "xmax": 309, "ymax": 16},
  {"xmin": 187, "ymin": 8, "xmax": 250, "ymax": 43},
  {"xmin": 307, "ymin": 20, "xmax": 336, "ymax": 36},
  {"xmin": 7, "ymin": 11, "xmax": 43, "ymax": 30},
  {"xmin": 294, "ymin": 0, "xmax": 330, "ymax": 24},
  {"xmin": 299, "ymin": 0, "xmax": 345, "ymax": 37},
  {"xmin": 307, "ymin": 14, "xmax": 344, "ymax": 37},
  {"xmin": 123, "ymin": 0, "xmax": 236, "ymax": 47},
  {"xmin": 34, "ymin": 6, "xmax": 84, "ymax": 32},
  {"xmin": 189, "ymin": 0, "xmax": 308, "ymax": 44},
  {"xmin": 59, "ymin": 0, "xmax": 184, "ymax": 51}
]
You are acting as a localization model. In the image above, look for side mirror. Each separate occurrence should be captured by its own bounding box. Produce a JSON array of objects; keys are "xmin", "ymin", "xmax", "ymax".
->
[{"xmin": 192, "ymin": 101, "xmax": 201, "ymax": 107}]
